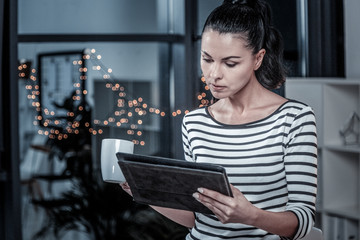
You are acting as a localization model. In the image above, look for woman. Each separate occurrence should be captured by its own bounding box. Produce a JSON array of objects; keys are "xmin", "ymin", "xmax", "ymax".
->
[{"xmin": 122, "ymin": 0, "xmax": 317, "ymax": 239}]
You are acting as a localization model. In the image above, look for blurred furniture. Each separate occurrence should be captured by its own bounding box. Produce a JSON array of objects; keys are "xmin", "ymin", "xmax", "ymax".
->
[
  {"xmin": 20, "ymin": 135, "xmax": 49, "ymax": 210},
  {"xmin": 286, "ymin": 78, "xmax": 360, "ymax": 239},
  {"xmin": 302, "ymin": 227, "xmax": 323, "ymax": 240}
]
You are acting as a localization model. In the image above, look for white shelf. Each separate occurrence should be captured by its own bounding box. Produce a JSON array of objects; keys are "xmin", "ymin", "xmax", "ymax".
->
[
  {"xmin": 286, "ymin": 78, "xmax": 360, "ymax": 238},
  {"xmin": 323, "ymin": 205, "xmax": 360, "ymax": 221},
  {"xmin": 324, "ymin": 144, "xmax": 360, "ymax": 154}
]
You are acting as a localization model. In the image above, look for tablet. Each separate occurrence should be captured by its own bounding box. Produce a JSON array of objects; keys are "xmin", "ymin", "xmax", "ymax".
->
[{"xmin": 116, "ymin": 152, "xmax": 233, "ymax": 214}]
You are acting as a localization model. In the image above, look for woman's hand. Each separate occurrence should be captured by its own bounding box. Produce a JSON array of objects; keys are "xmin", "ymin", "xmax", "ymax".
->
[
  {"xmin": 193, "ymin": 184, "xmax": 258, "ymax": 225},
  {"xmin": 119, "ymin": 182, "xmax": 133, "ymax": 196}
]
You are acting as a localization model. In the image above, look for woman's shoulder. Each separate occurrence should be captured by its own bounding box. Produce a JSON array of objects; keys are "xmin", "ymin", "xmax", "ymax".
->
[
  {"xmin": 182, "ymin": 106, "xmax": 211, "ymax": 125},
  {"xmin": 183, "ymin": 106, "xmax": 207, "ymax": 117},
  {"xmin": 277, "ymin": 99, "xmax": 316, "ymax": 123},
  {"xmin": 279, "ymin": 99, "xmax": 313, "ymax": 112}
]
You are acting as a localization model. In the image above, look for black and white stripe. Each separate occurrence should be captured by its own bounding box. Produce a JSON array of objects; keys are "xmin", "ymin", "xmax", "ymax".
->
[{"xmin": 182, "ymin": 100, "xmax": 318, "ymax": 240}]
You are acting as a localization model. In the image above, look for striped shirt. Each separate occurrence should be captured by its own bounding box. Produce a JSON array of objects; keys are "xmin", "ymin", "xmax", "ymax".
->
[{"xmin": 181, "ymin": 100, "xmax": 317, "ymax": 240}]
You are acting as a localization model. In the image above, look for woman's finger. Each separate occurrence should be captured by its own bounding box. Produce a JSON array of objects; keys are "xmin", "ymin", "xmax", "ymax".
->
[
  {"xmin": 194, "ymin": 189, "xmax": 232, "ymax": 214},
  {"xmin": 119, "ymin": 182, "xmax": 133, "ymax": 196}
]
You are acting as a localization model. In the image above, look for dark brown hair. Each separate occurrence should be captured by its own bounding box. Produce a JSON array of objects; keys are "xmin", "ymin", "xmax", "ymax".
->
[{"xmin": 202, "ymin": 0, "xmax": 286, "ymax": 90}]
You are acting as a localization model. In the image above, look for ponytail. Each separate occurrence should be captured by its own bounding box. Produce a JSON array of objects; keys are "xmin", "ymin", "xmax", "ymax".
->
[{"xmin": 256, "ymin": 26, "xmax": 286, "ymax": 89}]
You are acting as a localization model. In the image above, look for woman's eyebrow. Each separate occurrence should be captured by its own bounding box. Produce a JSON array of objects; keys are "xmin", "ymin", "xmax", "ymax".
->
[
  {"xmin": 201, "ymin": 50, "xmax": 211, "ymax": 57},
  {"xmin": 222, "ymin": 56, "xmax": 241, "ymax": 60},
  {"xmin": 201, "ymin": 50, "xmax": 241, "ymax": 60}
]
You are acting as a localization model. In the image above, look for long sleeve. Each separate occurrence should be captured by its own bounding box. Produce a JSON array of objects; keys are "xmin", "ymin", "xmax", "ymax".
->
[
  {"xmin": 283, "ymin": 107, "xmax": 318, "ymax": 239},
  {"xmin": 182, "ymin": 115, "xmax": 194, "ymax": 162}
]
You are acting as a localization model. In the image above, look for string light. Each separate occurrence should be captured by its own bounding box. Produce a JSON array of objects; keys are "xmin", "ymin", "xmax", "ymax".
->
[{"xmin": 21, "ymin": 48, "xmax": 211, "ymax": 146}]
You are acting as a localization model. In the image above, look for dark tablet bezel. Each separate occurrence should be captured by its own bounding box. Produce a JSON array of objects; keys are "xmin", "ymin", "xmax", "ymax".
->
[{"xmin": 116, "ymin": 152, "xmax": 233, "ymax": 214}]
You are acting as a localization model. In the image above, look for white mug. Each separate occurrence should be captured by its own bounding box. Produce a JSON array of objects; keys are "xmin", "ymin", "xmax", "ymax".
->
[{"xmin": 101, "ymin": 138, "xmax": 134, "ymax": 183}]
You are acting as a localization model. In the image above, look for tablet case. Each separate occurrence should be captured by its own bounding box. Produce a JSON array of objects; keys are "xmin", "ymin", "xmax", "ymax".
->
[{"xmin": 116, "ymin": 152, "xmax": 233, "ymax": 215}]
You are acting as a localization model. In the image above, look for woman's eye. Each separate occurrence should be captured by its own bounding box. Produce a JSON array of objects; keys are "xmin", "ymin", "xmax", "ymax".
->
[
  {"xmin": 202, "ymin": 58, "xmax": 213, "ymax": 63},
  {"xmin": 225, "ymin": 62, "xmax": 237, "ymax": 68}
]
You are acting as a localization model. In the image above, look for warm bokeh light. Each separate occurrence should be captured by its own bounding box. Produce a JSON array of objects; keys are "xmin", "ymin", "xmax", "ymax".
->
[{"xmin": 22, "ymin": 49, "xmax": 210, "ymax": 146}]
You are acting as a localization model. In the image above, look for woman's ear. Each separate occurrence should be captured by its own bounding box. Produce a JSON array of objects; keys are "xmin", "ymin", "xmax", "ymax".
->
[{"xmin": 254, "ymin": 49, "xmax": 266, "ymax": 70}]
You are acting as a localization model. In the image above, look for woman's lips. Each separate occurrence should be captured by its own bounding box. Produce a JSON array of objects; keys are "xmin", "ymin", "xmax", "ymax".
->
[{"xmin": 210, "ymin": 84, "xmax": 226, "ymax": 91}]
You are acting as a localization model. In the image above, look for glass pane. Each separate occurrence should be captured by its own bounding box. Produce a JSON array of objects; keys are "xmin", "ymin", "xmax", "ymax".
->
[
  {"xmin": 18, "ymin": 42, "xmax": 171, "ymax": 167},
  {"xmin": 197, "ymin": 0, "xmax": 220, "ymax": 35},
  {"xmin": 19, "ymin": 43, "xmax": 187, "ymax": 239},
  {"xmin": 268, "ymin": 0, "xmax": 300, "ymax": 76},
  {"xmin": 18, "ymin": 0, "xmax": 184, "ymax": 34}
]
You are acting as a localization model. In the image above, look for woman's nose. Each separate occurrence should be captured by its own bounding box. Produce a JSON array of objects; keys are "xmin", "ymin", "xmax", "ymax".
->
[{"xmin": 209, "ymin": 63, "xmax": 223, "ymax": 79}]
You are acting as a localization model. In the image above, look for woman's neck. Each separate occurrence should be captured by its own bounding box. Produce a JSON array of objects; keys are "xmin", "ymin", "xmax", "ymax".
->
[{"xmin": 209, "ymin": 84, "xmax": 286, "ymax": 125}]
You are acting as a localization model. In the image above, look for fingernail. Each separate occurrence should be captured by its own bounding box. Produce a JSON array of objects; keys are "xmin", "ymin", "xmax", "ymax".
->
[
  {"xmin": 192, "ymin": 192, "xmax": 199, "ymax": 199},
  {"xmin": 197, "ymin": 188, "xmax": 204, "ymax": 193}
]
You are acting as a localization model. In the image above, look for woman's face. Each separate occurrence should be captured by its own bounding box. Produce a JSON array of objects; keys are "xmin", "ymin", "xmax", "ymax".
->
[{"xmin": 200, "ymin": 30, "xmax": 263, "ymax": 100}]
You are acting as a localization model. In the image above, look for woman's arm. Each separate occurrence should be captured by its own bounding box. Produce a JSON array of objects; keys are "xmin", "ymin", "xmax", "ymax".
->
[
  {"xmin": 193, "ymin": 185, "xmax": 298, "ymax": 238},
  {"xmin": 252, "ymin": 208, "xmax": 298, "ymax": 238},
  {"xmin": 120, "ymin": 182, "xmax": 195, "ymax": 228}
]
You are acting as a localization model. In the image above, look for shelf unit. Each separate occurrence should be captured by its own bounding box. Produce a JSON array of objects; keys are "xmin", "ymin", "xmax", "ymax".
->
[{"xmin": 286, "ymin": 78, "xmax": 360, "ymax": 240}]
